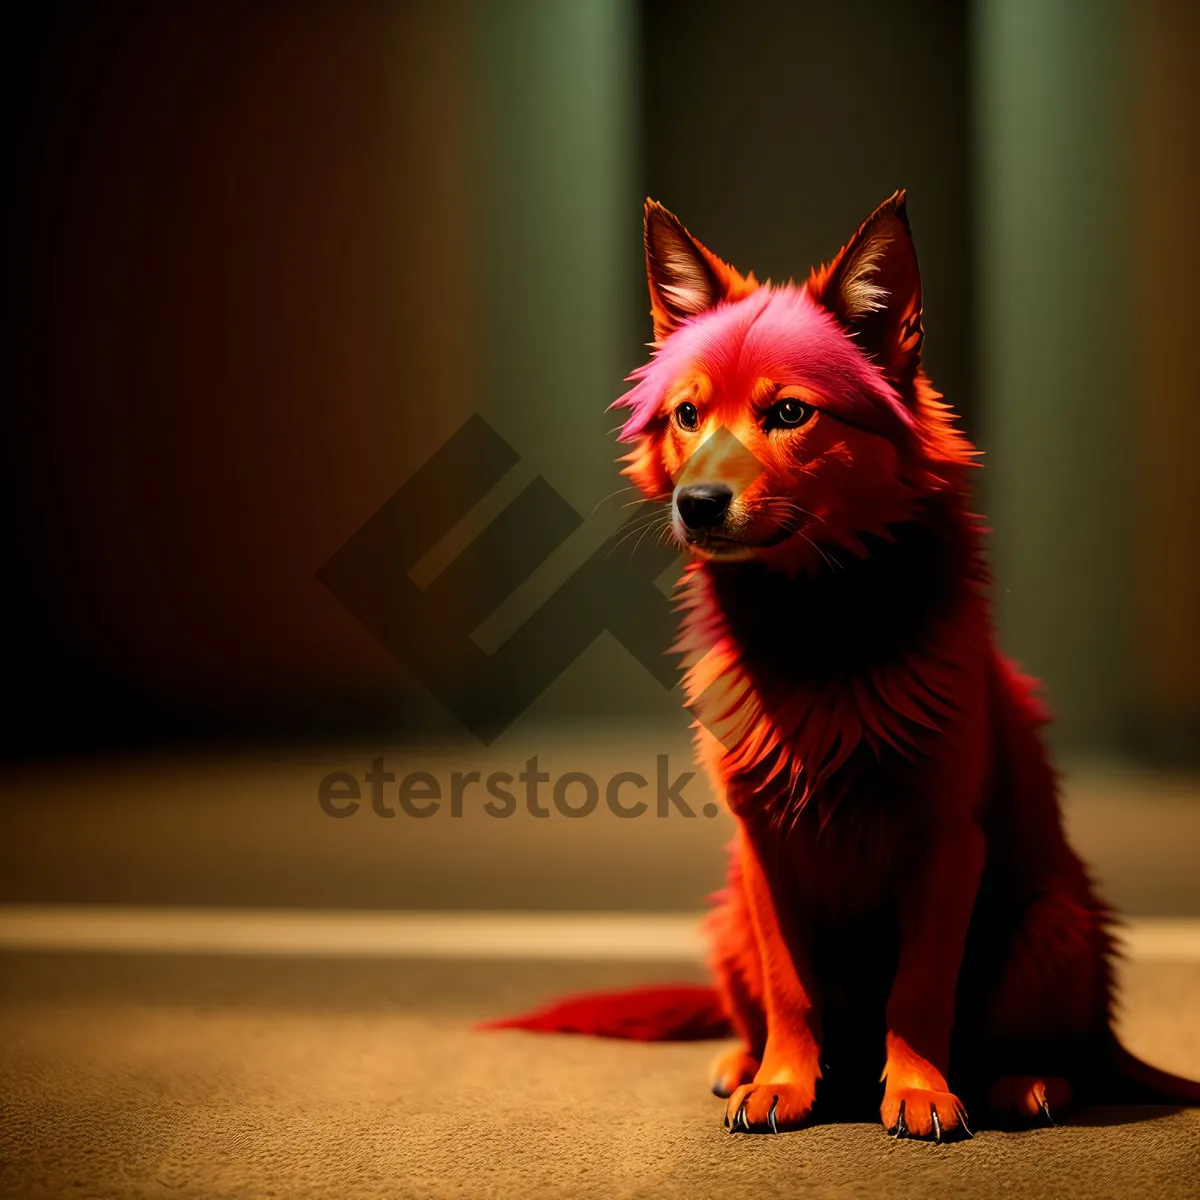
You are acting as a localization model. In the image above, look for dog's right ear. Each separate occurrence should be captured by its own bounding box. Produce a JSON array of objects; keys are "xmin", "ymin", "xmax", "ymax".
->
[{"xmin": 644, "ymin": 201, "xmax": 742, "ymax": 344}]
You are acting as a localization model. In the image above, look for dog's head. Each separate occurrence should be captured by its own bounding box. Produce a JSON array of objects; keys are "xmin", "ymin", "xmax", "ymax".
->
[{"xmin": 612, "ymin": 193, "xmax": 974, "ymax": 571}]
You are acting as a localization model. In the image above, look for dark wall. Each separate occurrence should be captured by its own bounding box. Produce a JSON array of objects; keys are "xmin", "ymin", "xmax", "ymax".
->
[
  {"xmin": 640, "ymin": 0, "xmax": 975, "ymax": 430},
  {"xmin": 2, "ymin": 0, "xmax": 975, "ymax": 758},
  {"xmin": 3, "ymin": 1, "xmax": 474, "ymax": 755}
]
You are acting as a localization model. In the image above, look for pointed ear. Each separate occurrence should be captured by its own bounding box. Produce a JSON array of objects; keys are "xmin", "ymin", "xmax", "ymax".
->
[
  {"xmin": 816, "ymin": 191, "xmax": 924, "ymax": 386},
  {"xmin": 644, "ymin": 200, "xmax": 725, "ymax": 342}
]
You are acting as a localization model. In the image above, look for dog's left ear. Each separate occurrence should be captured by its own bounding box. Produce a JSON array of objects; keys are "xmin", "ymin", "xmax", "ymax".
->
[
  {"xmin": 815, "ymin": 190, "xmax": 923, "ymax": 386},
  {"xmin": 644, "ymin": 200, "xmax": 758, "ymax": 344},
  {"xmin": 643, "ymin": 200, "xmax": 724, "ymax": 343}
]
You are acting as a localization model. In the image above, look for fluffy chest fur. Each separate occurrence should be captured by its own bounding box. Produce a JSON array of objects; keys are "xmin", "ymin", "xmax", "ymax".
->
[
  {"xmin": 678, "ymin": 502, "xmax": 991, "ymax": 834},
  {"xmin": 484, "ymin": 194, "xmax": 1200, "ymax": 1133}
]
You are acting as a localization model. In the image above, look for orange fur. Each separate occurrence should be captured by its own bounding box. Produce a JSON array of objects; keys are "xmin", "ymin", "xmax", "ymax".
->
[{"xmin": 487, "ymin": 193, "xmax": 1200, "ymax": 1139}]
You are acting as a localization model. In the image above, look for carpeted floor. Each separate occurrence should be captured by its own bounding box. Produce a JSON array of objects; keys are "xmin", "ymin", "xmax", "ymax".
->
[
  {"xmin": 3, "ymin": 750, "xmax": 1200, "ymax": 915},
  {"xmin": 2, "ymin": 951, "xmax": 1198, "ymax": 1200}
]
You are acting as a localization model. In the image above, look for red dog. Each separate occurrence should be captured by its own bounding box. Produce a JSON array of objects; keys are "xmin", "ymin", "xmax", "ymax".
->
[{"xmin": 487, "ymin": 193, "xmax": 1200, "ymax": 1139}]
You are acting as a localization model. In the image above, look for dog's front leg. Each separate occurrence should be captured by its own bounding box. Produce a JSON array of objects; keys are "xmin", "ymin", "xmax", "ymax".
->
[
  {"xmin": 723, "ymin": 824, "xmax": 820, "ymax": 1133},
  {"xmin": 881, "ymin": 820, "xmax": 984, "ymax": 1140}
]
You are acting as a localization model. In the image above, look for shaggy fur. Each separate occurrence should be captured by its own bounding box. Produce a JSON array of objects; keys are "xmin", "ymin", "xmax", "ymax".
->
[{"xmin": 485, "ymin": 193, "xmax": 1200, "ymax": 1139}]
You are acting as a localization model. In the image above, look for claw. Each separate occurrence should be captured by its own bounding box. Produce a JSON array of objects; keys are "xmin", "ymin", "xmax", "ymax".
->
[
  {"xmin": 957, "ymin": 1108, "xmax": 974, "ymax": 1139},
  {"xmin": 893, "ymin": 1098, "xmax": 908, "ymax": 1139},
  {"xmin": 723, "ymin": 1108, "xmax": 731, "ymax": 1131},
  {"xmin": 736, "ymin": 1095, "xmax": 750, "ymax": 1132},
  {"xmin": 1038, "ymin": 1098, "xmax": 1055, "ymax": 1127},
  {"xmin": 767, "ymin": 1095, "xmax": 780, "ymax": 1136},
  {"xmin": 930, "ymin": 1104, "xmax": 942, "ymax": 1143}
]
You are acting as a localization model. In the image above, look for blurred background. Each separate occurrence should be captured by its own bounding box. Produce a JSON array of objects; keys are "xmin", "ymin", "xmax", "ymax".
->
[
  {"xmin": 4, "ymin": 5, "xmax": 1200, "ymax": 1195},
  {"xmin": 1, "ymin": 0, "xmax": 1197, "ymax": 915}
]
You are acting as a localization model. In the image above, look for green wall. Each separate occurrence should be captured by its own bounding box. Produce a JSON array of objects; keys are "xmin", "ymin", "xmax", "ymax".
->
[{"xmin": 975, "ymin": 0, "xmax": 1134, "ymax": 751}]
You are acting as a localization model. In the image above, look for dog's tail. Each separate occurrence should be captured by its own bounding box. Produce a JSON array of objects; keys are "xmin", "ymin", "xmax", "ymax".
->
[
  {"xmin": 477, "ymin": 984, "xmax": 732, "ymax": 1041},
  {"xmin": 1094, "ymin": 1036, "xmax": 1200, "ymax": 1105}
]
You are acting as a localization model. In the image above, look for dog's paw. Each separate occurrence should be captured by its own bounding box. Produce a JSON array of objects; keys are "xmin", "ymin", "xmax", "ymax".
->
[
  {"xmin": 710, "ymin": 1048, "xmax": 760, "ymax": 1098},
  {"xmin": 724, "ymin": 1081, "xmax": 815, "ymax": 1134},
  {"xmin": 881, "ymin": 1087, "xmax": 971, "ymax": 1142},
  {"xmin": 988, "ymin": 1075, "xmax": 1069, "ymax": 1126}
]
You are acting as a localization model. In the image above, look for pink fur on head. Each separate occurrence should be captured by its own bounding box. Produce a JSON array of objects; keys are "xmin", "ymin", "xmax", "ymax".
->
[{"xmin": 610, "ymin": 285, "xmax": 916, "ymax": 448}]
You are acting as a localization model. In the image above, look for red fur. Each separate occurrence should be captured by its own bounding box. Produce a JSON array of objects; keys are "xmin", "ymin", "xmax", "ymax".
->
[
  {"xmin": 477, "ymin": 985, "xmax": 728, "ymax": 1041},
  {"xmin": 487, "ymin": 193, "xmax": 1200, "ymax": 1135}
]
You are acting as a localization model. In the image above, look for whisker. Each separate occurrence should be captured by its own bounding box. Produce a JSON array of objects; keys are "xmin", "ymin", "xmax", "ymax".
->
[
  {"xmin": 605, "ymin": 514, "xmax": 662, "ymax": 548},
  {"xmin": 604, "ymin": 509, "xmax": 671, "ymax": 560},
  {"xmin": 745, "ymin": 496, "xmax": 829, "ymax": 528},
  {"xmin": 588, "ymin": 484, "xmax": 639, "ymax": 516},
  {"xmin": 798, "ymin": 531, "xmax": 843, "ymax": 581},
  {"xmin": 655, "ymin": 521, "xmax": 685, "ymax": 552},
  {"xmin": 629, "ymin": 518, "xmax": 665, "ymax": 559},
  {"xmin": 740, "ymin": 496, "xmax": 843, "ymax": 579}
]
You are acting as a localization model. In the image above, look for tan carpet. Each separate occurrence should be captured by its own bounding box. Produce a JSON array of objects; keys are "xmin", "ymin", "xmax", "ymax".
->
[
  {"xmin": 4, "ymin": 750, "xmax": 1200, "ymax": 915},
  {"xmin": 2, "ymin": 952, "xmax": 1199, "ymax": 1200}
]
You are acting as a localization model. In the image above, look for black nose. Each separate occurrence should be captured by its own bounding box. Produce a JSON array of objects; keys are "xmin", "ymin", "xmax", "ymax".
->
[{"xmin": 676, "ymin": 483, "xmax": 733, "ymax": 530}]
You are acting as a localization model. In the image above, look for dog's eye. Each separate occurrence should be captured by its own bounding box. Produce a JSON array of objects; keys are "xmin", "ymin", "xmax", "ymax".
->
[
  {"xmin": 675, "ymin": 402, "xmax": 700, "ymax": 431},
  {"xmin": 766, "ymin": 398, "xmax": 815, "ymax": 430}
]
